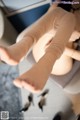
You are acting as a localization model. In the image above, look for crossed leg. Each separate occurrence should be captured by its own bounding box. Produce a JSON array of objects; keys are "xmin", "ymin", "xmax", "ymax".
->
[
  {"xmin": 13, "ymin": 12, "xmax": 75, "ymax": 93},
  {"xmin": 0, "ymin": 7, "xmax": 76, "ymax": 93},
  {"xmin": 0, "ymin": 33, "xmax": 58, "ymax": 93}
]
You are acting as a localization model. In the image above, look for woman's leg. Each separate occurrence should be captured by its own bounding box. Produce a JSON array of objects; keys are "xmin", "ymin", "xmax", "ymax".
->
[
  {"xmin": 13, "ymin": 12, "xmax": 76, "ymax": 93},
  {"xmin": 0, "ymin": 7, "xmax": 69, "ymax": 66},
  {"xmin": 0, "ymin": 6, "xmax": 58, "ymax": 65},
  {"xmin": 13, "ymin": 51, "xmax": 58, "ymax": 93},
  {"xmin": 0, "ymin": 34, "xmax": 34, "ymax": 65}
]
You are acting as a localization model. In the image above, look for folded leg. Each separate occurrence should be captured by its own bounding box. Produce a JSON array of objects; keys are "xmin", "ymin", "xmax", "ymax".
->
[{"xmin": 13, "ymin": 8, "xmax": 76, "ymax": 93}]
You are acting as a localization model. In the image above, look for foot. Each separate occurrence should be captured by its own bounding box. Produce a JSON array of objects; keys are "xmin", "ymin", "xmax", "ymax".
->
[
  {"xmin": 13, "ymin": 64, "xmax": 47, "ymax": 93},
  {"xmin": 13, "ymin": 52, "xmax": 57, "ymax": 93},
  {"xmin": 0, "ymin": 46, "xmax": 22, "ymax": 65},
  {"xmin": 0, "ymin": 36, "xmax": 34, "ymax": 65}
]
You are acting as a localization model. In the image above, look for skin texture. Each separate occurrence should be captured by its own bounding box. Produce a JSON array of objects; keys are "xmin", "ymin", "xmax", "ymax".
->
[{"xmin": 0, "ymin": 2, "xmax": 80, "ymax": 93}]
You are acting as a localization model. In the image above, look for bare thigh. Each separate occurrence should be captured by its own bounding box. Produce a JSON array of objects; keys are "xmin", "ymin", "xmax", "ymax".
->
[{"xmin": 51, "ymin": 52, "xmax": 73, "ymax": 75}]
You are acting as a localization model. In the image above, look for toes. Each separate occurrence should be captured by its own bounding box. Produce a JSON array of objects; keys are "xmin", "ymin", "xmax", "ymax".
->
[
  {"xmin": 0, "ymin": 46, "xmax": 19, "ymax": 65},
  {"xmin": 13, "ymin": 78, "xmax": 41, "ymax": 93},
  {"xmin": 0, "ymin": 46, "xmax": 10, "ymax": 60},
  {"xmin": 13, "ymin": 78, "xmax": 23, "ymax": 88}
]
